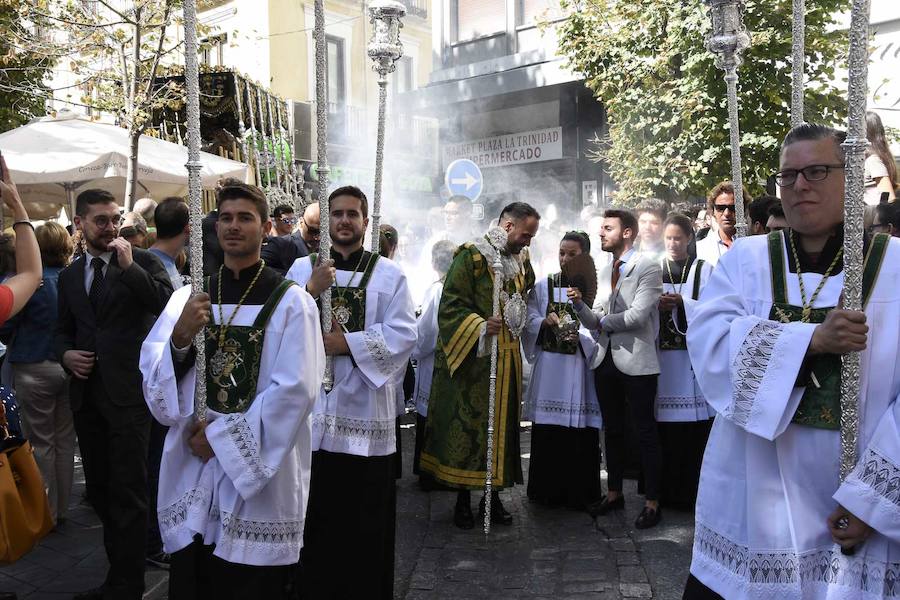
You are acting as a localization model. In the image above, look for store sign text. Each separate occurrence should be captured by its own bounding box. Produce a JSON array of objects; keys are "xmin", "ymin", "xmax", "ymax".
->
[{"xmin": 442, "ymin": 127, "xmax": 563, "ymax": 169}]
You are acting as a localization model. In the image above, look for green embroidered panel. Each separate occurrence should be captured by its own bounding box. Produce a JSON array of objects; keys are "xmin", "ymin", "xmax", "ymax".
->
[
  {"xmin": 204, "ymin": 279, "xmax": 294, "ymax": 415},
  {"xmin": 541, "ymin": 281, "xmax": 579, "ymax": 355},
  {"xmin": 770, "ymin": 303, "xmax": 840, "ymax": 430},
  {"xmin": 659, "ymin": 311, "xmax": 687, "ymax": 351}
]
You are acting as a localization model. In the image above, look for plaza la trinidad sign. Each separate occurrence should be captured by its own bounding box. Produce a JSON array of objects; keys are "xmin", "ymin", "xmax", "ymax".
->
[{"xmin": 442, "ymin": 127, "xmax": 563, "ymax": 170}]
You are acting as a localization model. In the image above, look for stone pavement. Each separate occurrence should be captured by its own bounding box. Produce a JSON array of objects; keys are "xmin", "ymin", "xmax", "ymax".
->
[
  {"xmin": 0, "ymin": 456, "xmax": 168, "ymax": 600},
  {"xmin": 395, "ymin": 422, "xmax": 695, "ymax": 599},
  {"xmin": 1, "ymin": 418, "xmax": 694, "ymax": 599}
]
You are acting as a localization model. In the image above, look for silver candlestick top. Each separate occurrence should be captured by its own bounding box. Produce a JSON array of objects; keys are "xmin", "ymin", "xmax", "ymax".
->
[
  {"xmin": 704, "ymin": 0, "xmax": 751, "ymax": 71},
  {"xmin": 704, "ymin": 0, "xmax": 751, "ymax": 238},
  {"xmin": 367, "ymin": 0, "xmax": 406, "ymax": 81}
]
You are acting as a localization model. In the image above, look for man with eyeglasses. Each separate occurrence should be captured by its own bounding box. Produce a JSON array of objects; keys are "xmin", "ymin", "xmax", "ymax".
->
[
  {"xmin": 694, "ymin": 181, "xmax": 751, "ymax": 267},
  {"xmin": 261, "ymin": 202, "xmax": 321, "ymax": 275},
  {"xmin": 683, "ymin": 124, "xmax": 900, "ymax": 599},
  {"xmin": 56, "ymin": 189, "xmax": 173, "ymax": 600}
]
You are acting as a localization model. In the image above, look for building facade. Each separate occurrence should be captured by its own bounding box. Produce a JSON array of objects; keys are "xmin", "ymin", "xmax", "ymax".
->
[{"xmin": 399, "ymin": 0, "xmax": 610, "ymax": 221}]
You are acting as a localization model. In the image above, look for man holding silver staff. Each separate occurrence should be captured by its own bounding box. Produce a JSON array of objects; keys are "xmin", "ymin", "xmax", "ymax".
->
[
  {"xmin": 683, "ymin": 124, "xmax": 900, "ymax": 599},
  {"xmin": 287, "ymin": 185, "xmax": 416, "ymax": 600},
  {"xmin": 139, "ymin": 182, "xmax": 324, "ymax": 599},
  {"xmin": 420, "ymin": 202, "xmax": 539, "ymax": 530}
]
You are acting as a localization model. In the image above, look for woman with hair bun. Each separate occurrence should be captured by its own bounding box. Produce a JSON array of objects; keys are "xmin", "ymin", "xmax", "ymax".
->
[{"xmin": 522, "ymin": 230, "xmax": 602, "ymax": 510}]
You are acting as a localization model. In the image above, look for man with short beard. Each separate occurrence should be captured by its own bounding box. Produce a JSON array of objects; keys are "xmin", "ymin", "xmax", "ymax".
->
[
  {"xmin": 571, "ymin": 209, "xmax": 664, "ymax": 529},
  {"xmin": 421, "ymin": 202, "xmax": 539, "ymax": 529},
  {"xmin": 287, "ymin": 186, "xmax": 416, "ymax": 600},
  {"xmin": 684, "ymin": 124, "xmax": 900, "ymax": 599},
  {"xmin": 56, "ymin": 189, "xmax": 173, "ymax": 600}
]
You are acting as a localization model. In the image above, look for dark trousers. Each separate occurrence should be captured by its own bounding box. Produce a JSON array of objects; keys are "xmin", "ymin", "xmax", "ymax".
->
[
  {"xmin": 682, "ymin": 574, "xmax": 725, "ymax": 599},
  {"xmin": 595, "ymin": 351, "xmax": 662, "ymax": 501},
  {"xmin": 169, "ymin": 536, "xmax": 295, "ymax": 600},
  {"xmin": 72, "ymin": 372, "xmax": 150, "ymax": 599},
  {"xmin": 146, "ymin": 418, "xmax": 168, "ymax": 556},
  {"xmin": 300, "ymin": 450, "xmax": 396, "ymax": 600}
]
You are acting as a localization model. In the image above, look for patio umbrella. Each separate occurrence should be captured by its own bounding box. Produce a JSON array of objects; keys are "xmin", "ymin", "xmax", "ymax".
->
[{"xmin": 0, "ymin": 110, "xmax": 250, "ymax": 218}]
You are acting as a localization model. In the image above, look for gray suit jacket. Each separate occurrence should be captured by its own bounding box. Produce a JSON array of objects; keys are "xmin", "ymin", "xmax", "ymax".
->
[{"xmin": 576, "ymin": 252, "xmax": 663, "ymax": 376}]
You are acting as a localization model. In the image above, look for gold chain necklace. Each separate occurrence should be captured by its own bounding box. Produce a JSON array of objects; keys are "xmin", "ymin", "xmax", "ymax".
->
[
  {"xmin": 788, "ymin": 231, "xmax": 843, "ymax": 323},
  {"xmin": 333, "ymin": 250, "xmax": 367, "ymax": 301},
  {"xmin": 216, "ymin": 260, "xmax": 266, "ymax": 346},
  {"xmin": 664, "ymin": 257, "xmax": 690, "ymax": 296}
]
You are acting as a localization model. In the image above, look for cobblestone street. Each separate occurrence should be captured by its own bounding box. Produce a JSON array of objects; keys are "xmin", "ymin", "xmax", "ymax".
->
[{"xmin": 1, "ymin": 417, "xmax": 694, "ymax": 599}]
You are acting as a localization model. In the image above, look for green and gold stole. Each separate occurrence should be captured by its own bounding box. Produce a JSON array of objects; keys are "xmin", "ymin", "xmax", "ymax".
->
[
  {"xmin": 540, "ymin": 274, "xmax": 579, "ymax": 355},
  {"xmin": 767, "ymin": 231, "xmax": 889, "ymax": 430},
  {"xmin": 204, "ymin": 279, "xmax": 296, "ymax": 414},
  {"xmin": 309, "ymin": 252, "xmax": 380, "ymax": 334}
]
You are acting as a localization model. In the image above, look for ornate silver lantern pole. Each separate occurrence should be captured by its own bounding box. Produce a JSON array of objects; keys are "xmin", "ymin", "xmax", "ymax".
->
[
  {"xmin": 483, "ymin": 226, "xmax": 507, "ymax": 535},
  {"xmin": 366, "ymin": 0, "xmax": 406, "ymax": 254},
  {"xmin": 314, "ymin": 0, "xmax": 335, "ymax": 391},
  {"xmin": 232, "ymin": 77, "xmax": 250, "ymax": 166},
  {"xmin": 182, "ymin": 0, "xmax": 207, "ymax": 421},
  {"xmin": 839, "ymin": 0, "xmax": 870, "ymax": 484},
  {"xmin": 790, "ymin": 0, "xmax": 805, "ymax": 127},
  {"xmin": 703, "ymin": 0, "xmax": 751, "ymax": 238}
]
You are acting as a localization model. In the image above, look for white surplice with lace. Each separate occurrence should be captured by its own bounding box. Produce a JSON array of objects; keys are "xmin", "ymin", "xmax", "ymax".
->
[
  {"xmin": 287, "ymin": 256, "xmax": 417, "ymax": 457},
  {"xmin": 687, "ymin": 234, "xmax": 900, "ymax": 599},
  {"xmin": 139, "ymin": 284, "xmax": 325, "ymax": 566}
]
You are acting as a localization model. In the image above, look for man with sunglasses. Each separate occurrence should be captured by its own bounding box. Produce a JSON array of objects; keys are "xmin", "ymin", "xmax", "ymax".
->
[
  {"xmin": 56, "ymin": 189, "xmax": 174, "ymax": 600},
  {"xmin": 695, "ymin": 181, "xmax": 751, "ymax": 267},
  {"xmin": 261, "ymin": 202, "xmax": 321, "ymax": 275},
  {"xmin": 683, "ymin": 124, "xmax": 900, "ymax": 599}
]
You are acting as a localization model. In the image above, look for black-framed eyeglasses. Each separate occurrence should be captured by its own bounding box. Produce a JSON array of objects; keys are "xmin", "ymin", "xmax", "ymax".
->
[
  {"xmin": 713, "ymin": 204, "xmax": 735, "ymax": 213},
  {"xmin": 92, "ymin": 214, "xmax": 121, "ymax": 229},
  {"xmin": 774, "ymin": 164, "xmax": 844, "ymax": 187},
  {"xmin": 279, "ymin": 216, "xmax": 298, "ymax": 225}
]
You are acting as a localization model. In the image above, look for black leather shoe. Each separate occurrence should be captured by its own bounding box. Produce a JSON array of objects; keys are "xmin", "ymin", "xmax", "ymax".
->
[
  {"xmin": 587, "ymin": 495, "xmax": 624, "ymax": 518},
  {"xmin": 454, "ymin": 502, "xmax": 474, "ymax": 529},
  {"xmin": 634, "ymin": 506, "xmax": 662, "ymax": 529},
  {"xmin": 72, "ymin": 588, "xmax": 104, "ymax": 600},
  {"xmin": 478, "ymin": 494, "xmax": 514, "ymax": 525}
]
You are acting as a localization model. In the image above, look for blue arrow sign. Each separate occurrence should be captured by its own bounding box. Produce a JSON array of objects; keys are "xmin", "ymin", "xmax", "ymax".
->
[{"xmin": 445, "ymin": 159, "xmax": 483, "ymax": 202}]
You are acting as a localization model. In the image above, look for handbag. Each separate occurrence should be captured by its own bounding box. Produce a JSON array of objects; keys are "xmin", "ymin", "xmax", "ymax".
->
[{"xmin": 0, "ymin": 386, "xmax": 53, "ymax": 564}]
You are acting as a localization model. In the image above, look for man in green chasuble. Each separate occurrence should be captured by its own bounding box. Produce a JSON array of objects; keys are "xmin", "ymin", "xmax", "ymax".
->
[{"xmin": 421, "ymin": 202, "xmax": 540, "ymax": 529}]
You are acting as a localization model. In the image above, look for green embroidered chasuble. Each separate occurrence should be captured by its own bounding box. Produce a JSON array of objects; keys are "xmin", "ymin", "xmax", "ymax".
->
[{"xmin": 420, "ymin": 243, "xmax": 535, "ymax": 489}]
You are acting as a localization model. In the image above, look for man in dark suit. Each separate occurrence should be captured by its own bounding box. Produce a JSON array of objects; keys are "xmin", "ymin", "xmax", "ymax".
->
[
  {"xmin": 56, "ymin": 189, "xmax": 173, "ymax": 600},
  {"xmin": 260, "ymin": 202, "xmax": 320, "ymax": 274}
]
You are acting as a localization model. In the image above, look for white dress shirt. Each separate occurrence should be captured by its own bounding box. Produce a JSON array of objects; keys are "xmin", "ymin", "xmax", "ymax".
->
[{"xmin": 83, "ymin": 251, "xmax": 113, "ymax": 293}]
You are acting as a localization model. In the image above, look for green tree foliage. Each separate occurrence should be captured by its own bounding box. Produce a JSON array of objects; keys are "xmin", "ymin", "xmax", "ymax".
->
[
  {"xmin": 0, "ymin": 0, "xmax": 54, "ymax": 132},
  {"xmin": 557, "ymin": 0, "xmax": 848, "ymax": 204}
]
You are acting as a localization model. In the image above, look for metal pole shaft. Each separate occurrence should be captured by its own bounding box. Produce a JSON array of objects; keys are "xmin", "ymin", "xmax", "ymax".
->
[
  {"xmin": 182, "ymin": 0, "xmax": 207, "ymax": 421},
  {"xmin": 724, "ymin": 68, "xmax": 747, "ymax": 238},
  {"xmin": 314, "ymin": 0, "xmax": 334, "ymax": 391},
  {"xmin": 256, "ymin": 87, "xmax": 272, "ymax": 188},
  {"xmin": 790, "ymin": 0, "xmax": 805, "ymax": 127},
  {"xmin": 371, "ymin": 78, "xmax": 387, "ymax": 254},
  {"xmin": 232, "ymin": 77, "xmax": 250, "ymax": 166},
  {"xmin": 839, "ymin": 0, "xmax": 870, "ymax": 480},
  {"xmin": 484, "ymin": 251, "xmax": 503, "ymax": 535},
  {"xmin": 245, "ymin": 85, "xmax": 263, "ymax": 187}
]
